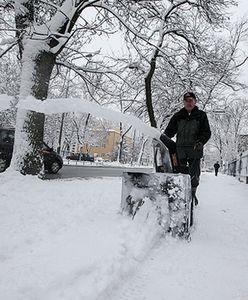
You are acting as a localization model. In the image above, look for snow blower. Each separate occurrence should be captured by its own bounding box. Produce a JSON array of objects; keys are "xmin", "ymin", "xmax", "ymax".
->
[{"xmin": 121, "ymin": 134, "xmax": 193, "ymax": 239}]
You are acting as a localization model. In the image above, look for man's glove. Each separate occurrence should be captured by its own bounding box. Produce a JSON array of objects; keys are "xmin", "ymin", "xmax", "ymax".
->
[{"xmin": 194, "ymin": 141, "xmax": 203, "ymax": 151}]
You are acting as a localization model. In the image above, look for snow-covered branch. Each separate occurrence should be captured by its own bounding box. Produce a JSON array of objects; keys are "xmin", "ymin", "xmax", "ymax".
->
[{"xmin": 17, "ymin": 96, "xmax": 161, "ymax": 140}]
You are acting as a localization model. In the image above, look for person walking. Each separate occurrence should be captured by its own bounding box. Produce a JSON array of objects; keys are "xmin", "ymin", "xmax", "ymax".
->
[
  {"xmin": 162, "ymin": 92, "xmax": 211, "ymax": 205},
  {"xmin": 214, "ymin": 161, "xmax": 220, "ymax": 176}
]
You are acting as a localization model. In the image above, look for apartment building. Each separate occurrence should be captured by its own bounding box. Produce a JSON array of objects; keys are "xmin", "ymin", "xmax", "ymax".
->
[{"xmin": 71, "ymin": 129, "xmax": 132, "ymax": 161}]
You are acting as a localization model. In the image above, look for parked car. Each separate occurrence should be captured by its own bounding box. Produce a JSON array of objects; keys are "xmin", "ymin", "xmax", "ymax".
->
[
  {"xmin": 0, "ymin": 128, "xmax": 14, "ymax": 173},
  {"xmin": 42, "ymin": 142, "xmax": 63, "ymax": 174},
  {"xmin": 95, "ymin": 157, "xmax": 104, "ymax": 164},
  {"xmin": 81, "ymin": 153, "xmax": 94, "ymax": 162},
  {"xmin": 66, "ymin": 153, "xmax": 94, "ymax": 162},
  {"xmin": 65, "ymin": 153, "xmax": 80, "ymax": 161},
  {"xmin": 0, "ymin": 128, "xmax": 63, "ymax": 174}
]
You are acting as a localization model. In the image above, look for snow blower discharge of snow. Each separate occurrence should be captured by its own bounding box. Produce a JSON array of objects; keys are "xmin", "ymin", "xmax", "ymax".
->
[{"xmin": 16, "ymin": 96, "xmax": 194, "ymax": 238}]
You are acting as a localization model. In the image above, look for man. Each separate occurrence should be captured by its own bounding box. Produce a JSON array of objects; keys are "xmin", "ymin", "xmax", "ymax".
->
[
  {"xmin": 163, "ymin": 92, "xmax": 211, "ymax": 205},
  {"xmin": 214, "ymin": 161, "xmax": 220, "ymax": 176}
]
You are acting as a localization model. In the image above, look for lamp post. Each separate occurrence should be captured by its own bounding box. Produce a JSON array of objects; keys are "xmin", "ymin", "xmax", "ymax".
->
[
  {"xmin": 57, "ymin": 69, "xmax": 71, "ymax": 155},
  {"xmin": 57, "ymin": 112, "xmax": 65, "ymax": 155}
]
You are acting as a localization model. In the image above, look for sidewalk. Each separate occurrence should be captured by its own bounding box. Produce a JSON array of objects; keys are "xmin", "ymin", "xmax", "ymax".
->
[{"xmin": 108, "ymin": 173, "xmax": 248, "ymax": 300}]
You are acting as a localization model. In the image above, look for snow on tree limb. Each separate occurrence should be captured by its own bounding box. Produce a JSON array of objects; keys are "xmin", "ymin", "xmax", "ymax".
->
[{"xmin": 17, "ymin": 96, "xmax": 161, "ymax": 139}]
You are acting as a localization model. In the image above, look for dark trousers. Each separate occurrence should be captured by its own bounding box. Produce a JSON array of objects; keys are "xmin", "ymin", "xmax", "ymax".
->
[
  {"xmin": 215, "ymin": 169, "xmax": 218, "ymax": 176},
  {"xmin": 179, "ymin": 158, "xmax": 201, "ymax": 189}
]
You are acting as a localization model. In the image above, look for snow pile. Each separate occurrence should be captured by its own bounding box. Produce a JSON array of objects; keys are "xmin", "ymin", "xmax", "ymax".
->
[{"xmin": 0, "ymin": 170, "xmax": 162, "ymax": 300}]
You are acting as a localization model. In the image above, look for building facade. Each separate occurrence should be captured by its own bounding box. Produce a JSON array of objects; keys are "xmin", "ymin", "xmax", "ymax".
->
[{"xmin": 71, "ymin": 129, "xmax": 132, "ymax": 161}]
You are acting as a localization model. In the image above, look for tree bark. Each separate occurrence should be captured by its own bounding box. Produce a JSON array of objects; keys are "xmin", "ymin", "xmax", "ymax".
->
[
  {"xmin": 145, "ymin": 56, "xmax": 158, "ymax": 128},
  {"xmin": 117, "ymin": 122, "xmax": 123, "ymax": 163},
  {"xmin": 13, "ymin": 50, "xmax": 56, "ymax": 175}
]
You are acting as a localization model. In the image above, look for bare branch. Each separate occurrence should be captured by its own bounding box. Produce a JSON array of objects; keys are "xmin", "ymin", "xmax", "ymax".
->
[{"xmin": 0, "ymin": 41, "xmax": 17, "ymax": 58}]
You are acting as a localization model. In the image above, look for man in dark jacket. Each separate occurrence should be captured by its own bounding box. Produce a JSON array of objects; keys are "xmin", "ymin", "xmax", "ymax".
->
[
  {"xmin": 163, "ymin": 92, "xmax": 211, "ymax": 205},
  {"xmin": 214, "ymin": 161, "xmax": 220, "ymax": 176}
]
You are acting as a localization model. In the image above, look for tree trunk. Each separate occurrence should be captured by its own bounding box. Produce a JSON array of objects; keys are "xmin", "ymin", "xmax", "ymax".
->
[
  {"xmin": 12, "ymin": 49, "xmax": 56, "ymax": 175},
  {"xmin": 137, "ymin": 137, "xmax": 148, "ymax": 165},
  {"xmin": 117, "ymin": 122, "xmax": 123, "ymax": 163},
  {"xmin": 130, "ymin": 129, "xmax": 136, "ymax": 165},
  {"xmin": 145, "ymin": 58, "xmax": 157, "ymax": 128}
]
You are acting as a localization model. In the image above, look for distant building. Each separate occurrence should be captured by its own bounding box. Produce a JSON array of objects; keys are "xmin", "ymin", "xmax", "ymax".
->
[{"xmin": 71, "ymin": 129, "xmax": 132, "ymax": 161}]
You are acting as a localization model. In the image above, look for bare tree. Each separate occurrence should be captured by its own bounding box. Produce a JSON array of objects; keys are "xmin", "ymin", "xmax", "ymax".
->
[
  {"xmin": 210, "ymin": 98, "xmax": 248, "ymax": 164},
  {"xmin": 0, "ymin": 0, "xmax": 153, "ymax": 174},
  {"xmin": 122, "ymin": 1, "xmax": 244, "ymax": 128},
  {"xmin": 0, "ymin": 0, "xmax": 241, "ymax": 174}
]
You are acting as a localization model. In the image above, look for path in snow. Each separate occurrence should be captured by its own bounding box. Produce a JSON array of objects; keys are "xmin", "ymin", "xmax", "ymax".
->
[
  {"xmin": 106, "ymin": 173, "xmax": 248, "ymax": 300},
  {"xmin": 1, "ymin": 172, "xmax": 248, "ymax": 300},
  {"xmin": 0, "ymin": 172, "xmax": 161, "ymax": 300}
]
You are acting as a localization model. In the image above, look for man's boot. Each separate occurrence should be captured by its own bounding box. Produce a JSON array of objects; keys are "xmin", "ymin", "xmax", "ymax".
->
[{"xmin": 192, "ymin": 187, "xmax": 198, "ymax": 206}]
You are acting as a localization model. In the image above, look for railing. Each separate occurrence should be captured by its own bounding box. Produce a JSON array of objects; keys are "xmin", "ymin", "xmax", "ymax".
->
[{"xmin": 227, "ymin": 151, "xmax": 248, "ymax": 184}]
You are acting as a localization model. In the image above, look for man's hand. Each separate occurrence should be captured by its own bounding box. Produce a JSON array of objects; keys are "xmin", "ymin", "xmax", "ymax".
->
[{"xmin": 194, "ymin": 141, "xmax": 203, "ymax": 150}]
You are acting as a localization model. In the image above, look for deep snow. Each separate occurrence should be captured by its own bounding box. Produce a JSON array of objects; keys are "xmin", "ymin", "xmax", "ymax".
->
[{"xmin": 0, "ymin": 170, "xmax": 248, "ymax": 300}]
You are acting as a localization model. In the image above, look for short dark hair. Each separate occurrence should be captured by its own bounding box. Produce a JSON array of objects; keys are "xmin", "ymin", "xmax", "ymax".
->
[{"xmin": 183, "ymin": 92, "xmax": 196, "ymax": 100}]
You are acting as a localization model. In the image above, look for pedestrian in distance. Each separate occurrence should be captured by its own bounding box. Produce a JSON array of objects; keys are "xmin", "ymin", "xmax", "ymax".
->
[
  {"xmin": 214, "ymin": 161, "xmax": 220, "ymax": 176},
  {"xmin": 162, "ymin": 92, "xmax": 211, "ymax": 206}
]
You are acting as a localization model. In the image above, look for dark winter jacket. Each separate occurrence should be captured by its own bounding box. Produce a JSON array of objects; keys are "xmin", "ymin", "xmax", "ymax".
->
[
  {"xmin": 214, "ymin": 163, "xmax": 220, "ymax": 170},
  {"xmin": 164, "ymin": 106, "xmax": 211, "ymax": 159}
]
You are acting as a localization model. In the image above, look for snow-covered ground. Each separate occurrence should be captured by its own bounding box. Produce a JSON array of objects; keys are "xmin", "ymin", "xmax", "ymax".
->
[
  {"xmin": 0, "ymin": 170, "xmax": 248, "ymax": 300},
  {"xmin": 62, "ymin": 158, "xmax": 153, "ymax": 168},
  {"xmin": 108, "ymin": 173, "xmax": 248, "ymax": 300}
]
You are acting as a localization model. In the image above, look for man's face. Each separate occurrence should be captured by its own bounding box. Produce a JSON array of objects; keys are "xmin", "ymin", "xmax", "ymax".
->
[{"xmin": 184, "ymin": 97, "xmax": 196, "ymax": 112}]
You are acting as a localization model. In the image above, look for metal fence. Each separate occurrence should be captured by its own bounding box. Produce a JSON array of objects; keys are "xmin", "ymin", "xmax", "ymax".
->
[{"xmin": 227, "ymin": 151, "xmax": 248, "ymax": 184}]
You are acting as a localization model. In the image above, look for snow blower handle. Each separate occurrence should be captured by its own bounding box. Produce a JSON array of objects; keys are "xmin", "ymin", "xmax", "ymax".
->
[
  {"xmin": 160, "ymin": 134, "xmax": 189, "ymax": 174},
  {"xmin": 152, "ymin": 135, "xmax": 177, "ymax": 173},
  {"xmin": 159, "ymin": 134, "xmax": 179, "ymax": 172},
  {"xmin": 154, "ymin": 134, "xmax": 189, "ymax": 174},
  {"xmin": 160, "ymin": 133, "xmax": 176, "ymax": 154}
]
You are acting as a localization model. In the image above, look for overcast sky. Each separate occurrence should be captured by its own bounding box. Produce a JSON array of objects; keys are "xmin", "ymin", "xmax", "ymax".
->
[
  {"xmin": 235, "ymin": 0, "xmax": 248, "ymax": 17},
  {"xmin": 84, "ymin": 1, "xmax": 248, "ymax": 90},
  {"xmin": 230, "ymin": 1, "xmax": 248, "ymax": 88}
]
